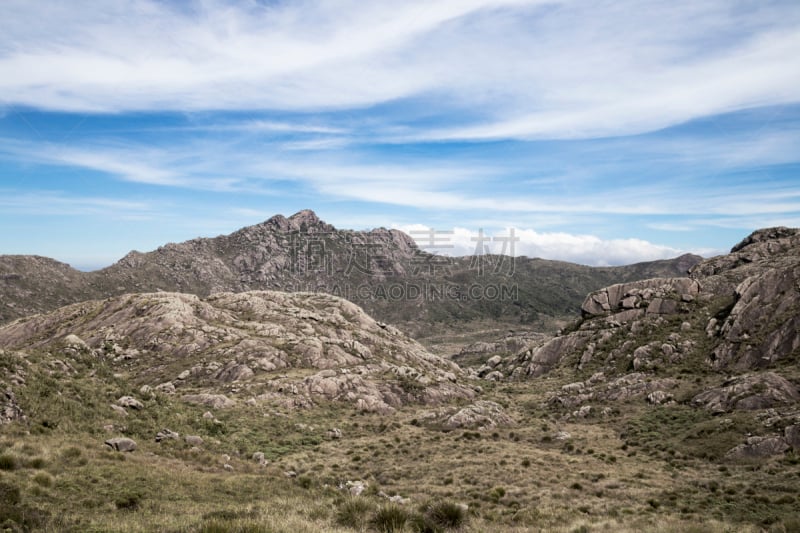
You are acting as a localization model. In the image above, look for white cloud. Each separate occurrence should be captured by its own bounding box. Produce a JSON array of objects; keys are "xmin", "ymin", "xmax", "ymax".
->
[
  {"xmin": 396, "ymin": 224, "xmax": 692, "ymax": 266},
  {"xmin": 0, "ymin": 189, "xmax": 155, "ymax": 218},
  {"xmin": 0, "ymin": 1, "xmax": 797, "ymax": 140},
  {"xmin": 4, "ymin": 134, "xmax": 800, "ymax": 224}
]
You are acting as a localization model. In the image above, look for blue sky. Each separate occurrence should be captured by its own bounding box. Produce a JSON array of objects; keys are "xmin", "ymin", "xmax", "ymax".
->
[{"xmin": 1, "ymin": 0, "xmax": 799, "ymax": 270}]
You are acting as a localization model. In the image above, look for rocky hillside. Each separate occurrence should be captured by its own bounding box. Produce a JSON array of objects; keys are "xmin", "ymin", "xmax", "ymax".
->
[
  {"xmin": 0, "ymin": 290, "xmax": 473, "ymax": 416},
  {"xmin": 0, "ymin": 209, "xmax": 701, "ymax": 334},
  {"xmin": 1, "ymin": 229, "xmax": 799, "ymax": 533},
  {"xmin": 497, "ymin": 227, "xmax": 800, "ymax": 460}
]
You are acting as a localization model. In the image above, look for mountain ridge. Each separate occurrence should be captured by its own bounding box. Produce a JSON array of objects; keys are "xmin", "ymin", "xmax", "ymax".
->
[{"xmin": 0, "ymin": 210, "xmax": 702, "ymax": 331}]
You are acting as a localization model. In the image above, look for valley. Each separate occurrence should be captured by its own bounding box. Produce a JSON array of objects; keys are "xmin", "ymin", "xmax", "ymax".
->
[{"xmin": 1, "ymin": 215, "xmax": 798, "ymax": 532}]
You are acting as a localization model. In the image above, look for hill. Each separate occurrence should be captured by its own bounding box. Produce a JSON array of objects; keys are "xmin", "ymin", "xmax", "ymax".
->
[
  {"xmin": 0, "ymin": 210, "xmax": 702, "ymax": 337},
  {"xmin": 0, "ymin": 227, "xmax": 798, "ymax": 532}
]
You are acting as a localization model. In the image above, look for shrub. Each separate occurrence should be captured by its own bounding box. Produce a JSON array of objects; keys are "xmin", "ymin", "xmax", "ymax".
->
[
  {"xmin": 24, "ymin": 456, "xmax": 46, "ymax": 469},
  {"xmin": 114, "ymin": 492, "xmax": 142, "ymax": 511},
  {"xmin": 0, "ymin": 453, "xmax": 18, "ymax": 471},
  {"xmin": 335, "ymin": 497, "xmax": 375, "ymax": 530},
  {"xmin": 370, "ymin": 504, "xmax": 409, "ymax": 533},
  {"xmin": 33, "ymin": 472, "xmax": 53, "ymax": 488},
  {"xmin": 0, "ymin": 482, "xmax": 20, "ymax": 506},
  {"xmin": 423, "ymin": 501, "xmax": 468, "ymax": 530}
]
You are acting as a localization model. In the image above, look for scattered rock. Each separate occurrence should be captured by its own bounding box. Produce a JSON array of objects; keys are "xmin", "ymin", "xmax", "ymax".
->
[
  {"xmin": 252, "ymin": 452, "xmax": 268, "ymax": 466},
  {"xmin": 155, "ymin": 382, "xmax": 176, "ymax": 394},
  {"xmin": 785, "ymin": 425, "xmax": 800, "ymax": 451},
  {"xmin": 326, "ymin": 428, "xmax": 342, "ymax": 439},
  {"xmin": 182, "ymin": 394, "xmax": 236, "ymax": 409},
  {"xmin": 117, "ymin": 396, "xmax": 144, "ymax": 410},
  {"xmin": 726, "ymin": 436, "xmax": 789, "ymax": 459},
  {"xmin": 185, "ymin": 435, "xmax": 204, "ymax": 446},
  {"xmin": 223, "ymin": 463, "xmax": 234, "ymax": 472},
  {"xmin": 105, "ymin": 437, "xmax": 137, "ymax": 452},
  {"xmin": 214, "ymin": 362, "xmax": 255, "ymax": 382},
  {"xmin": 63, "ymin": 334, "xmax": 88, "ymax": 348},
  {"xmin": 555, "ymin": 431, "xmax": 571, "ymax": 441},
  {"xmin": 345, "ymin": 480, "xmax": 367, "ymax": 496},
  {"xmin": 692, "ymin": 373, "xmax": 800, "ymax": 413},
  {"xmin": 1, "ymin": 390, "xmax": 26, "ymax": 424},
  {"xmin": 156, "ymin": 429, "xmax": 180, "ymax": 442},
  {"xmin": 646, "ymin": 391, "xmax": 674, "ymax": 405},
  {"xmin": 110, "ymin": 404, "xmax": 128, "ymax": 417},
  {"xmin": 422, "ymin": 400, "xmax": 515, "ymax": 431}
]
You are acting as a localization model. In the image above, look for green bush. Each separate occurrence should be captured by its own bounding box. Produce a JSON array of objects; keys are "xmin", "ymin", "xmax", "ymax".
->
[
  {"xmin": 423, "ymin": 501, "xmax": 468, "ymax": 530},
  {"xmin": 0, "ymin": 453, "xmax": 18, "ymax": 471},
  {"xmin": 33, "ymin": 472, "xmax": 53, "ymax": 488},
  {"xmin": 114, "ymin": 492, "xmax": 142, "ymax": 511},
  {"xmin": 335, "ymin": 497, "xmax": 375, "ymax": 531},
  {"xmin": 370, "ymin": 504, "xmax": 409, "ymax": 533}
]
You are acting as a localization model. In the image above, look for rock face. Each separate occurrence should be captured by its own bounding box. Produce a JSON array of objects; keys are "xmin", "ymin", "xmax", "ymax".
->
[
  {"xmin": 692, "ymin": 373, "xmax": 800, "ymax": 413},
  {"xmin": 499, "ymin": 227, "xmax": 800, "ymax": 426},
  {"xmin": 420, "ymin": 400, "xmax": 515, "ymax": 430},
  {"xmin": 580, "ymin": 278, "xmax": 700, "ymax": 318},
  {"xmin": 726, "ymin": 436, "xmax": 790, "ymax": 459},
  {"xmin": 1, "ymin": 389, "xmax": 25, "ymax": 424},
  {"xmin": 0, "ymin": 290, "xmax": 472, "ymax": 412}
]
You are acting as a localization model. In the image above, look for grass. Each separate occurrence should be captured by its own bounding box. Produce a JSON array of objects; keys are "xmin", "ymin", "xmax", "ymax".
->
[{"xmin": 2, "ymin": 329, "xmax": 800, "ymax": 533}]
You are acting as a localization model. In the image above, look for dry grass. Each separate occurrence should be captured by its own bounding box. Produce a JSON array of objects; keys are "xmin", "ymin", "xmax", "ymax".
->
[{"xmin": 2, "ymin": 344, "xmax": 799, "ymax": 532}]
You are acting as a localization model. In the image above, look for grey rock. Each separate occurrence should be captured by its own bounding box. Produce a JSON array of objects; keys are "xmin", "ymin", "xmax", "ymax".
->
[
  {"xmin": 425, "ymin": 400, "xmax": 515, "ymax": 431},
  {"xmin": 155, "ymin": 382, "xmax": 176, "ymax": 394},
  {"xmin": 156, "ymin": 429, "xmax": 180, "ymax": 442},
  {"xmin": 214, "ymin": 362, "xmax": 254, "ymax": 382},
  {"xmin": 784, "ymin": 425, "xmax": 800, "ymax": 451},
  {"xmin": 692, "ymin": 373, "xmax": 799, "ymax": 413},
  {"xmin": 117, "ymin": 396, "xmax": 144, "ymax": 410},
  {"xmin": 182, "ymin": 394, "xmax": 236, "ymax": 409},
  {"xmin": 105, "ymin": 437, "xmax": 137, "ymax": 452},
  {"xmin": 0, "ymin": 390, "xmax": 26, "ymax": 424},
  {"xmin": 726, "ymin": 436, "xmax": 789, "ymax": 459},
  {"xmin": 646, "ymin": 391, "xmax": 673, "ymax": 405},
  {"xmin": 184, "ymin": 435, "xmax": 204, "ymax": 446},
  {"xmin": 252, "ymin": 452, "xmax": 268, "ymax": 465}
]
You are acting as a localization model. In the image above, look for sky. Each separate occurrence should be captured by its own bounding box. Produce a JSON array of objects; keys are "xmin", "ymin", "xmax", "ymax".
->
[{"xmin": 1, "ymin": 0, "xmax": 799, "ymax": 270}]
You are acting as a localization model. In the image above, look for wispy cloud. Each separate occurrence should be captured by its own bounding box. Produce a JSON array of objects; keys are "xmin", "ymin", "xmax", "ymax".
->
[
  {"xmin": 1, "ymin": 1, "xmax": 798, "ymax": 140},
  {"xmin": 0, "ymin": 189, "xmax": 155, "ymax": 219}
]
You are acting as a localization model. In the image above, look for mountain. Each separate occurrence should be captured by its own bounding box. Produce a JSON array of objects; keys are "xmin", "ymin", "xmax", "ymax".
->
[
  {"xmin": 0, "ymin": 209, "xmax": 702, "ymax": 335},
  {"xmin": 0, "ymin": 290, "xmax": 473, "ymax": 415},
  {"xmin": 0, "ymin": 227, "xmax": 798, "ymax": 532},
  {"xmin": 497, "ymin": 226, "xmax": 800, "ymax": 460}
]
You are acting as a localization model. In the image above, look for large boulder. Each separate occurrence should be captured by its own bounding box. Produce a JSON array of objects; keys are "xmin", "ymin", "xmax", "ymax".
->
[
  {"xmin": 725, "ymin": 436, "xmax": 789, "ymax": 459},
  {"xmin": 709, "ymin": 266, "xmax": 800, "ymax": 370},
  {"xmin": 692, "ymin": 373, "xmax": 800, "ymax": 413},
  {"xmin": 0, "ymin": 390, "xmax": 25, "ymax": 424},
  {"xmin": 581, "ymin": 278, "xmax": 700, "ymax": 318}
]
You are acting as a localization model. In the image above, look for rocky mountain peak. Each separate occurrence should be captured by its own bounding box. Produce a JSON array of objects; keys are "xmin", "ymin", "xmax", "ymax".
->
[{"xmin": 730, "ymin": 226, "xmax": 799, "ymax": 253}]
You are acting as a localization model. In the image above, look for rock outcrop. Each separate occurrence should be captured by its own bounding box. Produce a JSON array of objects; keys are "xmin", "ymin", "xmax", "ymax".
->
[
  {"xmin": 0, "ymin": 290, "xmax": 473, "ymax": 412},
  {"xmin": 419, "ymin": 400, "xmax": 515, "ymax": 430},
  {"xmin": 499, "ymin": 227, "xmax": 800, "ymax": 428},
  {"xmin": 692, "ymin": 373, "xmax": 800, "ymax": 413}
]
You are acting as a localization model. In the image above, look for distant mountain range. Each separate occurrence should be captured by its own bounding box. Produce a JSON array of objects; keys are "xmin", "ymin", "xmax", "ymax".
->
[{"xmin": 0, "ymin": 209, "xmax": 701, "ymax": 333}]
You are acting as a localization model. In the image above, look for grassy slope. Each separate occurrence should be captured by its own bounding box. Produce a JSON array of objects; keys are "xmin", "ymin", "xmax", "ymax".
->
[{"xmin": 1, "ymin": 344, "xmax": 798, "ymax": 532}]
